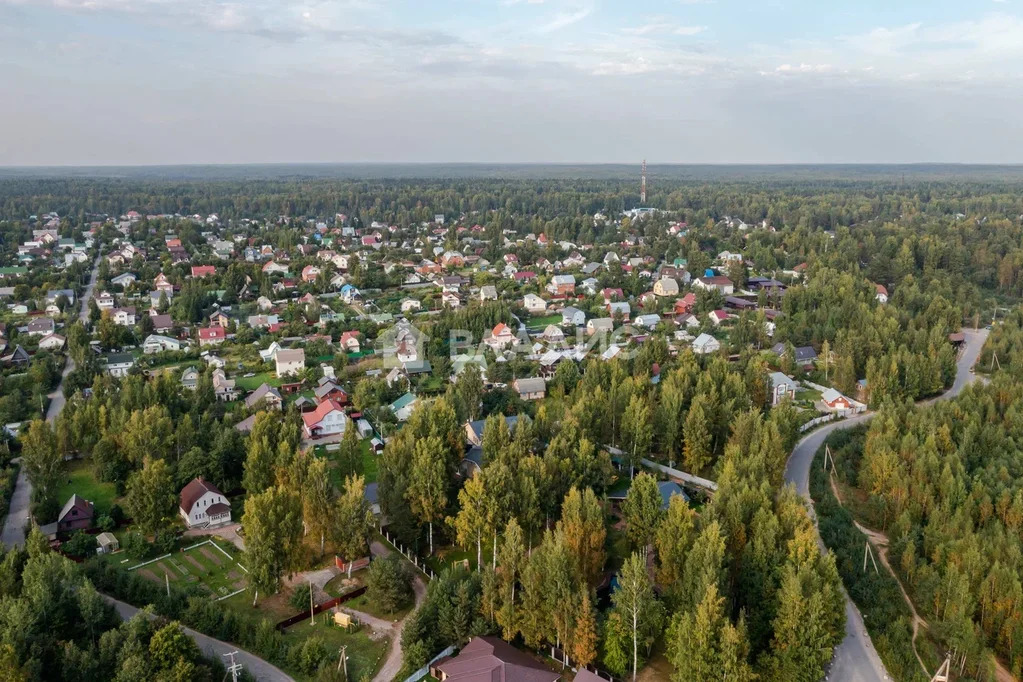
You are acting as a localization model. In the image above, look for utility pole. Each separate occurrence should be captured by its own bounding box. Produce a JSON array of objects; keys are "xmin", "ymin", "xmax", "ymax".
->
[
  {"xmin": 863, "ymin": 541, "xmax": 879, "ymax": 574},
  {"xmin": 337, "ymin": 645, "xmax": 348, "ymax": 679},
  {"xmin": 309, "ymin": 579, "xmax": 315, "ymax": 625},
  {"xmin": 165, "ymin": 572, "xmax": 170, "ymax": 598},
  {"xmin": 223, "ymin": 651, "xmax": 242, "ymax": 682},
  {"xmin": 930, "ymin": 652, "xmax": 951, "ymax": 682}
]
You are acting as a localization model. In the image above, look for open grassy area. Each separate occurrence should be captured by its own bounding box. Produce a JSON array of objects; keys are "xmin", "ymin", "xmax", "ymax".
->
[
  {"xmin": 56, "ymin": 459, "xmax": 119, "ymax": 516},
  {"xmin": 234, "ymin": 371, "xmax": 283, "ymax": 391},
  {"xmin": 424, "ymin": 546, "xmax": 477, "ymax": 575},
  {"xmin": 281, "ymin": 619, "xmax": 389, "ymax": 682},
  {"xmin": 315, "ymin": 437, "xmax": 379, "ymax": 487},
  {"xmin": 343, "ymin": 591, "xmax": 413, "ymax": 623},
  {"xmin": 527, "ymin": 313, "xmax": 563, "ymax": 328}
]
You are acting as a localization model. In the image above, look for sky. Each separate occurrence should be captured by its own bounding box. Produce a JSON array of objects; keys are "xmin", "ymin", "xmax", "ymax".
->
[{"xmin": 2, "ymin": 0, "xmax": 1023, "ymax": 165}]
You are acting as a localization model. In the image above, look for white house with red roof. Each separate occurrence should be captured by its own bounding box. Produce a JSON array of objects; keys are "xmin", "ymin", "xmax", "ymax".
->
[
  {"xmin": 198, "ymin": 326, "xmax": 226, "ymax": 347},
  {"xmin": 709, "ymin": 309, "xmax": 730, "ymax": 326},
  {"xmin": 485, "ymin": 323, "xmax": 516, "ymax": 350},
  {"xmin": 302, "ymin": 265, "xmax": 321, "ymax": 283},
  {"xmin": 302, "ymin": 398, "xmax": 348, "ymax": 438},
  {"xmin": 339, "ymin": 331, "xmax": 361, "ymax": 353}
]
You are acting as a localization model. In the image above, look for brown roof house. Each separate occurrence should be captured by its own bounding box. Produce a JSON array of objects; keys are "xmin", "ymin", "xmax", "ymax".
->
[
  {"xmin": 179, "ymin": 477, "xmax": 231, "ymax": 529},
  {"xmin": 56, "ymin": 494, "xmax": 94, "ymax": 532},
  {"xmin": 433, "ymin": 637, "xmax": 559, "ymax": 682}
]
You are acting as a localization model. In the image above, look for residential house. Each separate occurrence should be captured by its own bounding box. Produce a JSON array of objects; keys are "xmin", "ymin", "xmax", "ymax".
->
[
  {"xmin": 432, "ymin": 636, "xmax": 559, "ymax": 682},
  {"xmin": 111, "ymin": 272, "xmax": 137, "ymax": 288},
  {"xmin": 693, "ymin": 275, "xmax": 735, "ymax": 295},
  {"xmin": 313, "ymin": 380, "xmax": 348, "ymax": 405},
  {"xmin": 768, "ymin": 372, "xmax": 797, "ymax": 405},
  {"xmin": 56, "ymin": 494, "xmax": 94, "ymax": 532},
  {"xmin": 302, "ymin": 398, "xmax": 348, "ymax": 438},
  {"xmin": 209, "ymin": 310, "xmax": 230, "ymax": 328},
  {"xmin": 513, "ymin": 377, "xmax": 546, "ymax": 401},
  {"xmin": 259, "ymin": 341, "xmax": 282, "ymax": 363},
  {"xmin": 400, "ymin": 299, "xmax": 422, "ymax": 313},
  {"xmin": 479, "ymin": 285, "xmax": 498, "ymax": 302},
  {"xmin": 150, "ymin": 313, "xmax": 174, "ymax": 333},
  {"xmin": 708, "ymin": 309, "xmax": 730, "ymax": 326},
  {"xmin": 547, "ymin": 274, "xmax": 576, "ymax": 296},
  {"xmin": 562, "ymin": 306, "xmax": 586, "ymax": 326},
  {"xmin": 523, "ymin": 293, "xmax": 547, "ymax": 315},
  {"xmin": 821, "ymin": 388, "xmax": 856, "ymax": 412},
  {"xmin": 338, "ymin": 331, "xmax": 361, "ymax": 353},
  {"xmin": 653, "ymin": 277, "xmax": 680, "ymax": 297},
  {"xmin": 245, "ymin": 383, "xmax": 283, "ymax": 411},
  {"xmin": 634, "ymin": 314, "xmax": 660, "ymax": 329},
  {"xmin": 179, "ymin": 477, "xmax": 231, "ymax": 529},
  {"xmin": 38, "ymin": 333, "xmax": 65, "ymax": 351},
  {"xmin": 26, "ymin": 317, "xmax": 55, "ymax": 336},
  {"xmin": 301, "ymin": 265, "xmax": 321, "ymax": 283},
  {"xmin": 198, "ymin": 326, "xmax": 226, "ymax": 347},
  {"xmin": 607, "ymin": 301, "xmax": 631, "ymax": 321},
  {"xmin": 587, "ymin": 318, "xmax": 613, "ymax": 336},
  {"xmin": 389, "ymin": 392, "xmax": 418, "ymax": 421},
  {"xmin": 275, "ymin": 348, "xmax": 306, "ymax": 377},
  {"xmin": 442, "ymin": 291, "xmax": 461, "ymax": 308},
  {"xmin": 143, "ymin": 334, "xmax": 184, "ymax": 354},
  {"xmin": 692, "ymin": 333, "xmax": 721, "ymax": 355},
  {"xmin": 110, "ymin": 306, "xmax": 137, "ymax": 326},
  {"xmin": 94, "ymin": 291, "xmax": 115, "ymax": 309},
  {"xmin": 212, "ymin": 369, "xmax": 239, "ymax": 401},
  {"xmin": 875, "ymin": 283, "xmax": 889, "ymax": 304},
  {"xmin": 542, "ymin": 325, "xmax": 565, "ymax": 344},
  {"xmin": 485, "ymin": 323, "xmax": 517, "ymax": 350},
  {"xmin": 180, "ymin": 366, "xmax": 199, "ymax": 390},
  {"xmin": 104, "ymin": 353, "xmax": 135, "ymax": 377},
  {"xmin": 191, "ymin": 265, "xmax": 216, "ymax": 278}
]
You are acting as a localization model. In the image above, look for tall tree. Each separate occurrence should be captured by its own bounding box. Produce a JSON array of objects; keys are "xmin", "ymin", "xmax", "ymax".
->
[
  {"xmin": 455, "ymin": 363, "xmax": 484, "ymax": 422},
  {"xmin": 450, "ymin": 473, "xmax": 491, "ymax": 570},
  {"xmin": 302, "ymin": 456, "xmax": 336, "ymax": 555},
  {"xmin": 243, "ymin": 485, "xmax": 304, "ymax": 597},
  {"xmin": 242, "ymin": 412, "xmax": 278, "ymax": 494},
  {"xmin": 621, "ymin": 473, "xmax": 663, "ymax": 559},
  {"xmin": 683, "ymin": 394, "xmax": 713, "ymax": 473},
  {"xmin": 124, "ymin": 456, "xmax": 176, "ymax": 536},
  {"xmin": 495, "ymin": 519, "xmax": 526, "ymax": 640},
  {"xmin": 557, "ymin": 487, "xmax": 606, "ymax": 587},
  {"xmin": 572, "ymin": 591, "xmax": 599, "ymax": 669},
  {"xmin": 621, "ymin": 394, "xmax": 653, "ymax": 479},
  {"xmin": 334, "ymin": 475, "xmax": 375, "ymax": 576},
  {"xmin": 655, "ymin": 494, "xmax": 696, "ymax": 608},
  {"xmin": 667, "ymin": 583, "xmax": 755, "ymax": 682},
  {"xmin": 406, "ymin": 436, "xmax": 447, "ymax": 555},
  {"xmin": 611, "ymin": 552, "xmax": 664, "ymax": 682},
  {"xmin": 20, "ymin": 420, "xmax": 62, "ymax": 513}
]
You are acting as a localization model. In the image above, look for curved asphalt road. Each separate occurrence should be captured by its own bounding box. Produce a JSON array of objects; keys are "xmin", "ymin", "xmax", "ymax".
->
[{"xmin": 784, "ymin": 327, "xmax": 988, "ymax": 682}]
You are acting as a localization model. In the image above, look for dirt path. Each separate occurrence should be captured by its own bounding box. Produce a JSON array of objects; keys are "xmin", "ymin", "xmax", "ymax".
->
[
  {"xmin": 369, "ymin": 540, "xmax": 428, "ymax": 682},
  {"xmin": 828, "ymin": 474, "xmax": 932, "ymax": 677}
]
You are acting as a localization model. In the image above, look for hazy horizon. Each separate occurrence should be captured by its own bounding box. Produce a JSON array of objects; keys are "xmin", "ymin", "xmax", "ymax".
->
[{"xmin": 5, "ymin": 1, "xmax": 1023, "ymax": 166}]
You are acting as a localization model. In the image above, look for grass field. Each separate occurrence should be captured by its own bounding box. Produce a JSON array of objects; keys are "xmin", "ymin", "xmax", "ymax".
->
[
  {"xmin": 315, "ymin": 438, "xmax": 379, "ymax": 487},
  {"xmin": 527, "ymin": 313, "xmax": 563, "ymax": 328},
  {"xmin": 234, "ymin": 371, "xmax": 283, "ymax": 391},
  {"xmin": 56, "ymin": 460, "xmax": 119, "ymax": 516}
]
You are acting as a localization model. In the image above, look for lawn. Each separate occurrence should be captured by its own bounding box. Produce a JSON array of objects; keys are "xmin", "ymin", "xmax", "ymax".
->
[
  {"xmin": 315, "ymin": 437, "xmax": 379, "ymax": 487},
  {"xmin": 56, "ymin": 459, "xmax": 119, "ymax": 516},
  {"xmin": 341, "ymin": 591, "xmax": 412, "ymax": 623},
  {"xmin": 527, "ymin": 313, "xmax": 563, "ymax": 328},
  {"xmin": 281, "ymin": 619, "xmax": 389, "ymax": 682},
  {"xmin": 423, "ymin": 546, "xmax": 478, "ymax": 576},
  {"xmin": 235, "ymin": 371, "xmax": 282, "ymax": 391}
]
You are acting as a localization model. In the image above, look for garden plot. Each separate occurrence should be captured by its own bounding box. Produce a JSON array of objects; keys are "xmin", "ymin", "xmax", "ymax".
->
[{"xmin": 132, "ymin": 539, "xmax": 247, "ymax": 599}]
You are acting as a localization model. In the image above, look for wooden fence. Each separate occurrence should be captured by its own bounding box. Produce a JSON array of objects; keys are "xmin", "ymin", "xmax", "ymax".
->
[{"xmin": 274, "ymin": 586, "xmax": 367, "ymax": 631}]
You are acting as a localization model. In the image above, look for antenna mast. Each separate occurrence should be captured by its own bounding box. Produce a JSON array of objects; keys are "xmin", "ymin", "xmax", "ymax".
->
[{"xmin": 640, "ymin": 159, "xmax": 647, "ymax": 203}]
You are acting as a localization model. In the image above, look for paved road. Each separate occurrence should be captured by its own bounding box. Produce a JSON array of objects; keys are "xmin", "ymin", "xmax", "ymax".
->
[
  {"xmin": 102, "ymin": 595, "xmax": 293, "ymax": 681},
  {"xmin": 1, "ymin": 256, "xmax": 102, "ymax": 550},
  {"xmin": 784, "ymin": 327, "xmax": 989, "ymax": 682}
]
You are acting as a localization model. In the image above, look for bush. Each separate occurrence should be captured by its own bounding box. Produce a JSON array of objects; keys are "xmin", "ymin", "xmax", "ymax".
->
[
  {"xmin": 152, "ymin": 530, "xmax": 176, "ymax": 555},
  {"xmin": 96, "ymin": 515, "xmax": 115, "ymax": 532},
  {"xmin": 108, "ymin": 504, "xmax": 125, "ymax": 526},
  {"xmin": 124, "ymin": 532, "xmax": 150, "ymax": 560},
  {"xmin": 289, "ymin": 583, "xmax": 312, "ymax": 611},
  {"xmin": 62, "ymin": 530, "xmax": 97, "ymax": 558}
]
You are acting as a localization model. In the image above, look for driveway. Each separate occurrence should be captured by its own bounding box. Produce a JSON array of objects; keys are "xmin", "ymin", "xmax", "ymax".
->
[
  {"xmin": 369, "ymin": 540, "xmax": 428, "ymax": 682},
  {"xmin": 102, "ymin": 594, "xmax": 293, "ymax": 681}
]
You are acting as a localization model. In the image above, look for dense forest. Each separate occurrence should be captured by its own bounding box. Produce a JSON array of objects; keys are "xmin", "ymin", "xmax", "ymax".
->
[{"xmin": 813, "ymin": 314, "xmax": 1023, "ymax": 680}]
